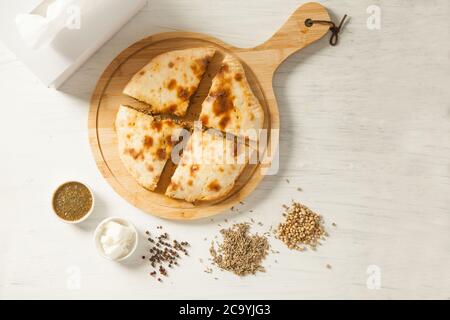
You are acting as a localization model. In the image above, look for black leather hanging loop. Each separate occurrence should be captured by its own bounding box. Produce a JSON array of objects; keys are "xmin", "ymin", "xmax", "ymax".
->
[{"xmin": 304, "ymin": 14, "xmax": 348, "ymax": 46}]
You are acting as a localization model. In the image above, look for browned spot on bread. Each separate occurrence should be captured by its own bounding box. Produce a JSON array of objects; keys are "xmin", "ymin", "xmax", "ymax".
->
[
  {"xmin": 219, "ymin": 116, "xmax": 230, "ymax": 129},
  {"xmin": 177, "ymin": 87, "xmax": 190, "ymax": 100},
  {"xmin": 249, "ymin": 112, "xmax": 255, "ymax": 121},
  {"xmin": 212, "ymin": 88, "xmax": 234, "ymax": 116},
  {"xmin": 139, "ymin": 70, "xmax": 145, "ymax": 76},
  {"xmin": 147, "ymin": 164, "xmax": 154, "ymax": 172},
  {"xmin": 128, "ymin": 122, "xmax": 135, "ymax": 127},
  {"xmin": 207, "ymin": 180, "xmax": 221, "ymax": 192},
  {"xmin": 191, "ymin": 58, "xmax": 208, "ymax": 78},
  {"xmin": 190, "ymin": 63, "xmax": 199, "ymax": 75},
  {"xmin": 234, "ymin": 73, "xmax": 243, "ymax": 81},
  {"xmin": 210, "ymin": 86, "xmax": 235, "ymax": 130},
  {"xmin": 187, "ymin": 179, "xmax": 193, "ymax": 186},
  {"xmin": 143, "ymin": 136, "xmax": 153, "ymax": 148},
  {"xmin": 219, "ymin": 167, "xmax": 224, "ymax": 172},
  {"xmin": 200, "ymin": 115, "xmax": 209, "ymax": 126},
  {"xmin": 156, "ymin": 148, "xmax": 166, "ymax": 160},
  {"xmin": 190, "ymin": 165, "xmax": 199, "ymax": 177},
  {"xmin": 166, "ymin": 135, "xmax": 173, "ymax": 146},
  {"xmin": 168, "ymin": 104, "xmax": 177, "ymax": 113},
  {"xmin": 168, "ymin": 62, "xmax": 174, "ymax": 68},
  {"xmin": 126, "ymin": 133, "xmax": 131, "ymax": 140},
  {"xmin": 126, "ymin": 148, "xmax": 144, "ymax": 160},
  {"xmin": 167, "ymin": 79, "xmax": 177, "ymax": 90},
  {"xmin": 220, "ymin": 64, "xmax": 229, "ymax": 73},
  {"xmin": 151, "ymin": 121, "xmax": 163, "ymax": 132}
]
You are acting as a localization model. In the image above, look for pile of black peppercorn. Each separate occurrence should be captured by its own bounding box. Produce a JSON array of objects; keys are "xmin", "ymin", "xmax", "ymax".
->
[{"xmin": 143, "ymin": 229, "xmax": 190, "ymax": 282}]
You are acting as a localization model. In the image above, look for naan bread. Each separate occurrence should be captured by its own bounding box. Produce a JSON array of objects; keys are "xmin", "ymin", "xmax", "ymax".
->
[
  {"xmin": 123, "ymin": 47, "xmax": 215, "ymax": 116},
  {"xmin": 199, "ymin": 54, "xmax": 264, "ymax": 138},
  {"xmin": 165, "ymin": 130, "xmax": 251, "ymax": 202},
  {"xmin": 115, "ymin": 105, "xmax": 184, "ymax": 191}
]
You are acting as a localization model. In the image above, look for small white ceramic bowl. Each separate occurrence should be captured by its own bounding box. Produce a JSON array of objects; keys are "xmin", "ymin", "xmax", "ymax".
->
[
  {"xmin": 94, "ymin": 217, "xmax": 139, "ymax": 262},
  {"xmin": 51, "ymin": 181, "xmax": 95, "ymax": 224}
]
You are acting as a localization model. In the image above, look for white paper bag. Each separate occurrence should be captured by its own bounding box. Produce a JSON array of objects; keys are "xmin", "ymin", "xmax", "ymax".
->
[{"xmin": 0, "ymin": 0, "xmax": 146, "ymax": 88}]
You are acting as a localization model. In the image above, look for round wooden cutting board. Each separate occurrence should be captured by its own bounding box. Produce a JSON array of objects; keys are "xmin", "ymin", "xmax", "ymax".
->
[{"xmin": 89, "ymin": 2, "xmax": 331, "ymax": 220}]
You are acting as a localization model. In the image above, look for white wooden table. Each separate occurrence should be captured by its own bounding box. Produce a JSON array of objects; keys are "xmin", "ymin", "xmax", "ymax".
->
[{"xmin": 0, "ymin": 0, "xmax": 449, "ymax": 299}]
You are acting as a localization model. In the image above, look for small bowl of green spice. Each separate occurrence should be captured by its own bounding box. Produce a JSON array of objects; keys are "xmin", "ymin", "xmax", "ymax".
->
[{"xmin": 52, "ymin": 181, "xmax": 94, "ymax": 224}]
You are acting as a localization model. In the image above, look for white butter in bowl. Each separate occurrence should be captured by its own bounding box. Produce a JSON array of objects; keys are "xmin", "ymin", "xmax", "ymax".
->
[{"xmin": 94, "ymin": 217, "xmax": 138, "ymax": 261}]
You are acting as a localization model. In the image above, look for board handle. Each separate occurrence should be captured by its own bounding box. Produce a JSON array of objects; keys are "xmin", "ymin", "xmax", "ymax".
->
[{"xmin": 253, "ymin": 2, "xmax": 331, "ymax": 69}]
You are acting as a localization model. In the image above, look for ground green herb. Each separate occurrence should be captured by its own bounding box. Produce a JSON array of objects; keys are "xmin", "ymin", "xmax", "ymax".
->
[
  {"xmin": 53, "ymin": 182, "xmax": 92, "ymax": 221},
  {"xmin": 210, "ymin": 223, "xmax": 269, "ymax": 276}
]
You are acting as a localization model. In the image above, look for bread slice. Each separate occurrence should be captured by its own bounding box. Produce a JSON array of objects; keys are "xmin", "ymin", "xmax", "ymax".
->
[
  {"xmin": 123, "ymin": 47, "xmax": 215, "ymax": 116},
  {"xmin": 199, "ymin": 54, "xmax": 264, "ymax": 139},
  {"xmin": 165, "ymin": 130, "xmax": 252, "ymax": 202},
  {"xmin": 115, "ymin": 105, "xmax": 184, "ymax": 190}
]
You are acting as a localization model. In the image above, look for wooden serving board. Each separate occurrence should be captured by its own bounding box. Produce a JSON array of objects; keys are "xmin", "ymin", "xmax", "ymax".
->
[{"xmin": 89, "ymin": 2, "xmax": 331, "ymax": 220}]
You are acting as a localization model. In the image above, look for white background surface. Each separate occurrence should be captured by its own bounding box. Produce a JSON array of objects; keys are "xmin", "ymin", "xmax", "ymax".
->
[{"xmin": 0, "ymin": 0, "xmax": 449, "ymax": 299}]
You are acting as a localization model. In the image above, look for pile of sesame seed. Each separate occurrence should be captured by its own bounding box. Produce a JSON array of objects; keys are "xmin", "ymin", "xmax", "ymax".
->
[
  {"xmin": 210, "ymin": 223, "xmax": 269, "ymax": 276},
  {"xmin": 276, "ymin": 202, "xmax": 327, "ymax": 251}
]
